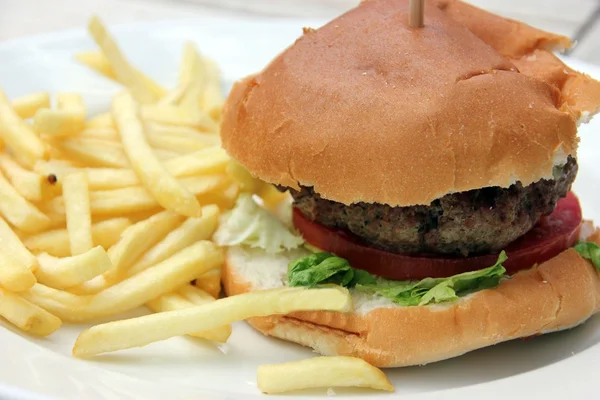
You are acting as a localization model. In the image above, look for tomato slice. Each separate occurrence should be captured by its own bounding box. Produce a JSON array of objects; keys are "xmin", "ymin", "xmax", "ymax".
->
[{"xmin": 292, "ymin": 192, "xmax": 582, "ymax": 280}]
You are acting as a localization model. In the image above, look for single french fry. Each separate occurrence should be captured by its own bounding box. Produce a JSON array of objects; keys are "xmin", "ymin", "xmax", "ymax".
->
[
  {"xmin": 178, "ymin": 42, "xmax": 198, "ymax": 87},
  {"xmin": 0, "ymin": 170, "xmax": 50, "ymax": 234},
  {"xmin": 23, "ymin": 240, "xmax": 223, "ymax": 322},
  {"xmin": 73, "ymin": 205, "xmax": 218, "ymax": 296},
  {"xmin": 0, "ymin": 219, "xmax": 40, "ymax": 271},
  {"xmin": 153, "ymin": 149, "xmax": 179, "ymax": 161},
  {"xmin": 23, "ymin": 218, "xmax": 132, "ymax": 257},
  {"xmin": 63, "ymin": 171, "xmax": 93, "ymax": 255},
  {"xmin": 201, "ymin": 58, "xmax": 224, "ymax": 120},
  {"xmin": 163, "ymin": 148, "xmax": 229, "ymax": 177},
  {"xmin": 34, "ymin": 246, "xmax": 113, "ymax": 289},
  {"xmin": 54, "ymin": 137, "xmax": 129, "ymax": 168},
  {"xmin": 194, "ymin": 268, "xmax": 221, "ymax": 299},
  {"xmin": 0, "ymin": 153, "xmax": 43, "ymax": 202},
  {"xmin": 0, "ymin": 253, "xmax": 36, "ymax": 292},
  {"xmin": 0, "ymin": 288, "xmax": 61, "ymax": 336},
  {"xmin": 156, "ymin": 83, "xmax": 189, "ymax": 106},
  {"xmin": 0, "ymin": 89, "xmax": 48, "ymax": 167},
  {"xmin": 75, "ymin": 50, "xmax": 118, "ymax": 80},
  {"xmin": 11, "ymin": 92, "xmax": 51, "ymax": 119},
  {"xmin": 85, "ymin": 112, "xmax": 113, "ymax": 128},
  {"xmin": 257, "ymin": 357, "xmax": 394, "ymax": 394},
  {"xmin": 146, "ymin": 129, "xmax": 220, "ymax": 154},
  {"xmin": 226, "ymin": 159, "xmax": 267, "ymax": 193},
  {"xmin": 146, "ymin": 293, "xmax": 231, "ymax": 342},
  {"xmin": 72, "ymin": 286, "xmax": 351, "ymax": 357},
  {"xmin": 87, "ymin": 16, "xmax": 161, "ymax": 103},
  {"xmin": 34, "ymin": 93, "xmax": 86, "ymax": 137},
  {"xmin": 140, "ymin": 104, "xmax": 218, "ymax": 132},
  {"xmin": 113, "ymin": 92, "xmax": 202, "ymax": 217},
  {"xmin": 79, "ymin": 127, "xmax": 119, "ymax": 141},
  {"xmin": 106, "ymin": 210, "xmax": 184, "ymax": 278}
]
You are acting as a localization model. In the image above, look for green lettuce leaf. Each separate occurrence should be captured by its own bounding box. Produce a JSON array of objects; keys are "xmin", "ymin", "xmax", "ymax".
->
[
  {"xmin": 287, "ymin": 251, "xmax": 507, "ymax": 306},
  {"xmin": 213, "ymin": 194, "xmax": 304, "ymax": 253},
  {"xmin": 574, "ymin": 241, "xmax": 600, "ymax": 270}
]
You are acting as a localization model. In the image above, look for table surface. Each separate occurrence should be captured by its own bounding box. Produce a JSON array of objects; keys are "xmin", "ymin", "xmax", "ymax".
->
[{"xmin": 1, "ymin": 0, "xmax": 599, "ymax": 64}]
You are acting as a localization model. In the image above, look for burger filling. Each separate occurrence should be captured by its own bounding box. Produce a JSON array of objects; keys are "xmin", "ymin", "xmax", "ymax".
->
[{"xmin": 286, "ymin": 156, "xmax": 577, "ymax": 256}]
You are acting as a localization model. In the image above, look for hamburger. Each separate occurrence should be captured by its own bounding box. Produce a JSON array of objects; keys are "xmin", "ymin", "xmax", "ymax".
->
[{"xmin": 217, "ymin": 0, "xmax": 600, "ymax": 367}]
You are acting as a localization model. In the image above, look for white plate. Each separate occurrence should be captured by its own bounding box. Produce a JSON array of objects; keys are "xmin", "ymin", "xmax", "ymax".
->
[{"xmin": 1, "ymin": 14, "xmax": 600, "ymax": 400}]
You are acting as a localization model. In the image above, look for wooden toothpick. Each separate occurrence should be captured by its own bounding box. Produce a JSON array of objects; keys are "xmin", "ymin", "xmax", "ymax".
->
[{"xmin": 409, "ymin": 0, "xmax": 425, "ymax": 28}]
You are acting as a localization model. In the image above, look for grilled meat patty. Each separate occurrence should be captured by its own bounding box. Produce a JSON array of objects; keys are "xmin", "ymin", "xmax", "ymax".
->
[{"xmin": 288, "ymin": 156, "xmax": 578, "ymax": 256}]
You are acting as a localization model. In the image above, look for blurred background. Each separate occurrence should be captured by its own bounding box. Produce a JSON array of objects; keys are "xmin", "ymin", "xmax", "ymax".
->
[{"xmin": 0, "ymin": 0, "xmax": 599, "ymax": 64}]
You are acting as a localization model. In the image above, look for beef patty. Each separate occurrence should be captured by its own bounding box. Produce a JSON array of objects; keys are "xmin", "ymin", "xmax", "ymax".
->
[{"xmin": 288, "ymin": 156, "xmax": 578, "ymax": 256}]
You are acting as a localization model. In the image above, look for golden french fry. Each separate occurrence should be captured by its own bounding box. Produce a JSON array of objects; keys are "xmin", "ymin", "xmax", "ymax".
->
[
  {"xmin": 54, "ymin": 137, "xmax": 129, "ymax": 168},
  {"xmin": 72, "ymin": 286, "xmax": 351, "ymax": 357},
  {"xmin": 23, "ymin": 240, "xmax": 223, "ymax": 322},
  {"xmin": 153, "ymin": 149, "xmax": 179, "ymax": 161},
  {"xmin": 0, "ymin": 288, "xmax": 61, "ymax": 336},
  {"xmin": 34, "ymin": 246, "xmax": 113, "ymax": 289},
  {"xmin": 75, "ymin": 50, "xmax": 118, "ymax": 80},
  {"xmin": 79, "ymin": 127, "xmax": 119, "ymax": 141},
  {"xmin": 23, "ymin": 218, "xmax": 132, "ymax": 257},
  {"xmin": 227, "ymin": 159, "xmax": 267, "ymax": 193},
  {"xmin": 178, "ymin": 42, "xmax": 198, "ymax": 87},
  {"xmin": 0, "ymin": 170, "xmax": 50, "ymax": 234},
  {"xmin": 0, "ymin": 153, "xmax": 43, "ymax": 202},
  {"xmin": 0, "ymin": 253, "xmax": 36, "ymax": 292},
  {"xmin": 197, "ymin": 183, "xmax": 239, "ymax": 211},
  {"xmin": 257, "ymin": 357, "xmax": 394, "ymax": 394},
  {"xmin": 0, "ymin": 219, "xmax": 39, "ymax": 271},
  {"xmin": 140, "ymin": 104, "xmax": 218, "ymax": 132},
  {"xmin": 85, "ymin": 112, "xmax": 113, "ymax": 128},
  {"xmin": 0, "ymin": 89, "xmax": 48, "ymax": 167},
  {"xmin": 146, "ymin": 293, "xmax": 231, "ymax": 342},
  {"xmin": 113, "ymin": 92, "xmax": 202, "ymax": 217},
  {"xmin": 11, "ymin": 92, "xmax": 51, "ymax": 119},
  {"xmin": 34, "ymin": 93, "xmax": 86, "ymax": 137},
  {"xmin": 146, "ymin": 131, "xmax": 220, "ymax": 155},
  {"xmin": 194, "ymin": 268, "xmax": 221, "ymax": 298},
  {"xmin": 156, "ymin": 83, "xmax": 189, "ymax": 106},
  {"xmin": 106, "ymin": 210, "xmax": 184, "ymax": 278},
  {"xmin": 163, "ymin": 148, "xmax": 229, "ymax": 177},
  {"xmin": 87, "ymin": 17, "xmax": 161, "ymax": 103},
  {"xmin": 201, "ymin": 58, "xmax": 224, "ymax": 120},
  {"xmin": 63, "ymin": 171, "xmax": 93, "ymax": 255}
]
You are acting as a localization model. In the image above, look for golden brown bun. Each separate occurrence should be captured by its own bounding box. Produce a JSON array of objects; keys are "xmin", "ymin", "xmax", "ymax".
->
[
  {"xmin": 221, "ymin": 0, "xmax": 600, "ymax": 206},
  {"xmin": 222, "ymin": 233, "xmax": 600, "ymax": 367}
]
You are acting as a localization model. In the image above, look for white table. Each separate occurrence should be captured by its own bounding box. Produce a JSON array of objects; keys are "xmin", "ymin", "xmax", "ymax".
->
[{"xmin": 0, "ymin": 0, "xmax": 599, "ymax": 64}]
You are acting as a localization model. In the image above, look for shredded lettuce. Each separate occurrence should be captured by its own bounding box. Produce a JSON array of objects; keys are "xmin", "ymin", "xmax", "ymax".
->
[
  {"xmin": 288, "ymin": 252, "xmax": 507, "ymax": 306},
  {"xmin": 574, "ymin": 241, "xmax": 600, "ymax": 270},
  {"xmin": 213, "ymin": 194, "xmax": 304, "ymax": 253}
]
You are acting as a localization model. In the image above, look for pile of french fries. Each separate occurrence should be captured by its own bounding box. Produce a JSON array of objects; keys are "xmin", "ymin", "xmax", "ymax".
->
[{"xmin": 0, "ymin": 16, "xmax": 394, "ymax": 394}]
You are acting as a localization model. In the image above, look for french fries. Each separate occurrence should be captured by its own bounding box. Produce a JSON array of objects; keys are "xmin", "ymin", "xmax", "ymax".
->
[
  {"xmin": 194, "ymin": 268, "xmax": 221, "ymax": 298},
  {"xmin": 113, "ymin": 92, "xmax": 203, "ymax": 217},
  {"xmin": 257, "ymin": 357, "xmax": 394, "ymax": 394},
  {"xmin": 34, "ymin": 93, "xmax": 86, "ymax": 137},
  {"xmin": 0, "ymin": 170, "xmax": 50, "ymax": 234},
  {"xmin": 75, "ymin": 50, "xmax": 118, "ymax": 80},
  {"xmin": 23, "ymin": 241, "xmax": 223, "ymax": 322},
  {"xmin": 0, "ymin": 218, "xmax": 38, "ymax": 271},
  {"xmin": 146, "ymin": 292, "xmax": 231, "ymax": 342},
  {"xmin": 0, "ymin": 153, "xmax": 43, "ymax": 202},
  {"xmin": 72, "ymin": 286, "xmax": 351, "ymax": 357},
  {"xmin": 11, "ymin": 92, "xmax": 50, "ymax": 119},
  {"xmin": 23, "ymin": 218, "xmax": 132, "ymax": 257},
  {"xmin": 54, "ymin": 137, "xmax": 129, "ymax": 168},
  {"xmin": 0, "ymin": 253, "xmax": 36, "ymax": 292},
  {"xmin": 63, "ymin": 171, "xmax": 93, "ymax": 255},
  {"xmin": 141, "ymin": 104, "xmax": 218, "ymax": 132},
  {"xmin": 106, "ymin": 210, "xmax": 184, "ymax": 278},
  {"xmin": 87, "ymin": 17, "xmax": 162, "ymax": 103},
  {"xmin": 34, "ymin": 246, "xmax": 113, "ymax": 289},
  {"xmin": 0, "ymin": 89, "xmax": 48, "ymax": 167},
  {"xmin": 0, "ymin": 288, "xmax": 61, "ymax": 336}
]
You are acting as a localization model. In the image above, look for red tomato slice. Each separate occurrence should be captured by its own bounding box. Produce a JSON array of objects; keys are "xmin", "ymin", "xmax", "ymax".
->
[{"xmin": 292, "ymin": 192, "xmax": 582, "ymax": 280}]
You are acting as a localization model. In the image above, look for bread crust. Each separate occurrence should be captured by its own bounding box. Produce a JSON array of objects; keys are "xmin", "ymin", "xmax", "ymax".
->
[
  {"xmin": 220, "ymin": 0, "xmax": 600, "ymax": 207},
  {"xmin": 222, "ymin": 234, "xmax": 600, "ymax": 367}
]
